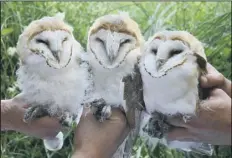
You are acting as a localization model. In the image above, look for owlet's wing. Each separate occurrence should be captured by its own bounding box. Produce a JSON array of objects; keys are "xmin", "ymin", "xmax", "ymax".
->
[{"xmin": 122, "ymin": 59, "xmax": 145, "ymax": 158}]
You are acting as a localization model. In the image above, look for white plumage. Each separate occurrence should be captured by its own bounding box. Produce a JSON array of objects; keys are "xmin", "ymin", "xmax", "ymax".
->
[
  {"xmin": 13, "ymin": 14, "xmax": 90, "ymax": 151},
  {"xmin": 141, "ymin": 50, "xmax": 199, "ymax": 115},
  {"xmin": 140, "ymin": 30, "xmax": 205, "ymax": 117},
  {"xmin": 139, "ymin": 30, "xmax": 213, "ymax": 155},
  {"xmin": 85, "ymin": 12, "xmax": 143, "ymax": 115}
]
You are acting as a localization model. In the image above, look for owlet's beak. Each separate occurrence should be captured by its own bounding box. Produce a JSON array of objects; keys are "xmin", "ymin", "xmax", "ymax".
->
[
  {"xmin": 51, "ymin": 50, "xmax": 60, "ymax": 63},
  {"xmin": 156, "ymin": 59, "xmax": 166, "ymax": 70},
  {"xmin": 107, "ymin": 49, "xmax": 117, "ymax": 63},
  {"xmin": 106, "ymin": 31, "xmax": 120, "ymax": 64},
  {"xmin": 106, "ymin": 43, "xmax": 120, "ymax": 64}
]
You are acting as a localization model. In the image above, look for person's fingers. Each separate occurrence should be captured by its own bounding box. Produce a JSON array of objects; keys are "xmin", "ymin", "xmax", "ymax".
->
[
  {"xmin": 201, "ymin": 73, "xmax": 224, "ymax": 89},
  {"xmin": 167, "ymin": 89, "xmax": 225, "ymax": 128},
  {"xmin": 73, "ymin": 107, "xmax": 129, "ymax": 157},
  {"xmin": 109, "ymin": 108, "xmax": 126, "ymax": 122},
  {"xmin": 200, "ymin": 64, "xmax": 230, "ymax": 95},
  {"xmin": 1, "ymin": 99, "xmax": 63, "ymax": 139},
  {"xmin": 200, "ymin": 64, "xmax": 222, "ymax": 86},
  {"xmin": 198, "ymin": 90, "xmax": 231, "ymax": 126},
  {"xmin": 81, "ymin": 107, "xmax": 96, "ymax": 120},
  {"xmin": 221, "ymin": 78, "xmax": 232, "ymax": 97},
  {"xmin": 207, "ymin": 88, "xmax": 226, "ymax": 98},
  {"xmin": 167, "ymin": 127, "xmax": 197, "ymax": 142},
  {"xmin": 196, "ymin": 89, "xmax": 225, "ymax": 116}
]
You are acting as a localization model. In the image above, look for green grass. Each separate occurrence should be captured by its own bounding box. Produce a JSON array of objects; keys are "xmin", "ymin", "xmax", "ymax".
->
[{"xmin": 1, "ymin": 2, "xmax": 231, "ymax": 158}]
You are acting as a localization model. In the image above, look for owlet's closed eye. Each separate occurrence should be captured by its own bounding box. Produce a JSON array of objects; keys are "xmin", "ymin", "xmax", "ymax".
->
[
  {"xmin": 151, "ymin": 49, "xmax": 157, "ymax": 55},
  {"xmin": 62, "ymin": 37, "xmax": 68, "ymax": 43},
  {"xmin": 36, "ymin": 39, "xmax": 49, "ymax": 46},
  {"xmin": 96, "ymin": 37, "xmax": 104, "ymax": 45},
  {"xmin": 120, "ymin": 39, "xmax": 131, "ymax": 47},
  {"xmin": 169, "ymin": 49, "xmax": 182, "ymax": 58}
]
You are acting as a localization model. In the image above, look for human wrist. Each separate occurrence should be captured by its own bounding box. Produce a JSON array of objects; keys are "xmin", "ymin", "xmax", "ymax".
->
[
  {"xmin": 1, "ymin": 100, "xmax": 26, "ymax": 132},
  {"xmin": 1, "ymin": 101, "xmax": 14, "ymax": 131}
]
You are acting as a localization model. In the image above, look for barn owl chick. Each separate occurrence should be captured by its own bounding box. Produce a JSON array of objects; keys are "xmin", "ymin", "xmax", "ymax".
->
[
  {"xmin": 12, "ymin": 14, "xmax": 90, "ymax": 151},
  {"xmin": 85, "ymin": 12, "xmax": 144, "ymax": 158},
  {"xmin": 86, "ymin": 12, "xmax": 144, "ymax": 121},
  {"xmin": 139, "ymin": 30, "xmax": 213, "ymax": 155}
]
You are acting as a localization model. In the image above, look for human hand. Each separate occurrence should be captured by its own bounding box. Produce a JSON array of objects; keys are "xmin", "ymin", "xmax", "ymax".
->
[
  {"xmin": 166, "ymin": 63, "xmax": 231, "ymax": 145},
  {"xmin": 167, "ymin": 89, "xmax": 231, "ymax": 145},
  {"xmin": 71, "ymin": 107, "xmax": 130, "ymax": 158},
  {"xmin": 201, "ymin": 63, "xmax": 231, "ymax": 97},
  {"xmin": 1, "ymin": 99, "xmax": 62, "ymax": 139}
]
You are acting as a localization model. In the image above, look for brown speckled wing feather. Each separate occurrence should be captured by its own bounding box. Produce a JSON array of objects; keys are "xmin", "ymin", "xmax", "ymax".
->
[
  {"xmin": 122, "ymin": 59, "xmax": 145, "ymax": 158},
  {"xmin": 194, "ymin": 53, "xmax": 211, "ymax": 100}
]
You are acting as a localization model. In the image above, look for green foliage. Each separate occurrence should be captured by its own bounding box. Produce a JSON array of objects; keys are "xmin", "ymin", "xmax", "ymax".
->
[{"xmin": 1, "ymin": 2, "xmax": 231, "ymax": 158}]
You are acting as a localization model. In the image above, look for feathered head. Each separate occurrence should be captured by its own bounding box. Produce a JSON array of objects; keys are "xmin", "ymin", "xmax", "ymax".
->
[
  {"xmin": 87, "ymin": 12, "xmax": 144, "ymax": 69},
  {"xmin": 16, "ymin": 13, "xmax": 79, "ymax": 69}
]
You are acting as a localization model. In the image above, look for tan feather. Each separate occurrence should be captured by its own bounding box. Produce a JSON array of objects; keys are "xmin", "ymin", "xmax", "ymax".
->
[
  {"xmin": 153, "ymin": 31, "xmax": 207, "ymax": 61},
  {"xmin": 16, "ymin": 15, "xmax": 74, "ymax": 61},
  {"xmin": 88, "ymin": 13, "xmax": 144, "ymax": 48},
  {"xmin": 24, "ymin": 17, "xmax": 73, "ymax": 41}
]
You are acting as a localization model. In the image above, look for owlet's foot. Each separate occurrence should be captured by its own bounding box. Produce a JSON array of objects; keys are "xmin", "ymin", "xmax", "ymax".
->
[
  {"xmin": 143, "ymin": 112, "xmax": 170, "ymax": 139},
  {"xmin": 58, "ymin": 111, "xmax": 77, "ymax": 127},
  {"xmin": 99, "ymin": 105, "xmax": 112, "ymax": 122},
  {"xmin": 182, "ymin": 114, "xmax": 193, "ymax": 123},
  {"xmin": 23, "ymin": 105, "xmax": 50, "ymax": 123},
  {"xmin": 91, "ymin": 99, "xmax": 112, "ymax": 122}
]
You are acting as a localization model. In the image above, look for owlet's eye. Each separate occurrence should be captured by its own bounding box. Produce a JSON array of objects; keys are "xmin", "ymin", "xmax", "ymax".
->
[
  {"xmin": 151, "ymin": 49, "xmax": 157, "ymax": 55},
  {"xmin": 62, "ymin": 37, "xmax": 68, "ymax": 43},
  {"xmin": 120, "ymin": 39, "xmax": 131, "ymax": 47},
  {"xmin": 96, "ymin": 37, "xmax": 104, "ymax": 44},
  {"xmin": 169, "ymin": 49, "xmax": 182, "ymax": 57},
  {"xmin": 36, "ymin": 39, "xmax": 49, "ymax": 46}
]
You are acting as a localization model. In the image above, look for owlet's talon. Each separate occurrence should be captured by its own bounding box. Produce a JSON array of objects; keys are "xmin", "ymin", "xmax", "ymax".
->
[
  {"xmin": 143, "ymin": 112, "xmax": 171, "ymax": 139},
  {"xmin": 99, "ymin": 105, "xmax": 112, "ymax": 122},
  {"xmin": 58, "ymin": 112, "xmax": 76, "ymax": 127},
  {"xmin": 91, "ymin": 99, "xmax": 110, "ymax": 121},
  {"xmin": 183, "ymin": 114, "xmax": 192, "ymax": 123},
  {"xmin": 23, "ymin": 105, "xmax": 50, "ymax": 123},
  {"xmin": 91, "ymin": 99, "xmax": 106, "ymax": 107}
]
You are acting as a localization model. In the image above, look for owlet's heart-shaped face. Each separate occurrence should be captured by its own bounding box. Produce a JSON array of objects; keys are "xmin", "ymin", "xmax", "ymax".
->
[
  {"xmin": 27, "ymin": 29, "xmax": 74, "ymax": 69},
  {"xmin": 17, "ymin": 15, "xmax": 81, "ymax": 69},
  {"xmin": 87, "ymin": 13, "xmax": 143, "ymax": 69},
  {"xmin": 142, "ymin": 31, "xmax": 206, "ymax": 78}
]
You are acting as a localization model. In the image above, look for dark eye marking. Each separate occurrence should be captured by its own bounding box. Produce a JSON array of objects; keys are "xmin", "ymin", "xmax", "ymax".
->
[
  {"xmin": 96, "ymin": 37, "xmax": 104, "ymax": 44},
  {"xmin": 120, "ymin": 39, "xmax": 131, "ymax": 47},
  {"xmin": 62, "ymin": 37, "xmax": 68, "ymax": 43},
  {"xmin": 169, "ymin": 49, "xmax": 183, "ymax": 57},
  {"xmin": 36, "ymin": 39, "xmax": 49, "ymax": 46},
  {"xmin": 151, "ymin": 49, "xmax": 157, "ymax": 55}
]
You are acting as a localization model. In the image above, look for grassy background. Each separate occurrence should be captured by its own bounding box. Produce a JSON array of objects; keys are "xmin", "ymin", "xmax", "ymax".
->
[{"xmin": 1, "ymin": 2, "xmax": 231, "ymax": 158}]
